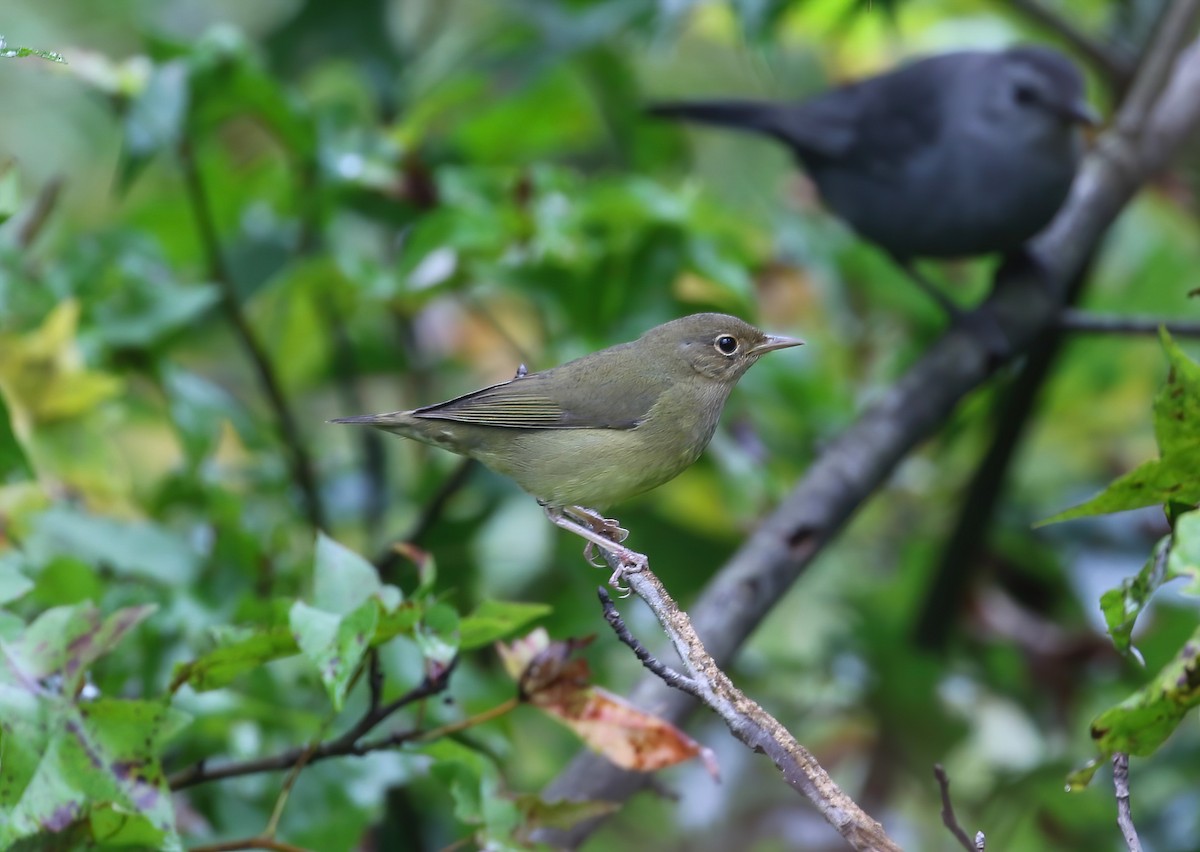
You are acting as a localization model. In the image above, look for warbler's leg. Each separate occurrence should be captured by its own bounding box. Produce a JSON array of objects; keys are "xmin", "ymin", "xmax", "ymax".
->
[
  {"xmin": 542, "ymin": 505, "xmax": 647, "ymax": 590},
  {"xmin": 564, "ymin": 505, "xmax": 629, "ymax": 543}
]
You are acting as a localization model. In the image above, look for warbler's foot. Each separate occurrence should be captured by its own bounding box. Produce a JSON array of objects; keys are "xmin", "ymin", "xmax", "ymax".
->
[
  {"xmin": 566, "ymin": 505, "xmax": 629, "ymax": 543},
  {"xmin": 607, "ymin": 549, "xmax": 647, "ymax": 591},
  {"xmin": 542, "ymin": 504, "xmax": 647, "ymax": 593}
]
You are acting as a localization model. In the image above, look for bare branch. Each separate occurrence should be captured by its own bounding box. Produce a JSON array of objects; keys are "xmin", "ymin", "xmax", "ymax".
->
[
  {"xmin": 1059, "ymin": 309, "xmax": 1200, "ymax": 338},
  {"xmin": 178, "ymin": 140, "xmax": 326, "ymax": 531},
  {"xmin": 935, "ymin": 764, "xmax": 984, "ymax": 852},
  {"xmin": 542, "ymin": 13, "xmax": 1200, "ymax": 838},
  {"xmin": 169, "ymin": 659, "xmax": 457, "ymax": 790},
  {"xmin": 12, "ymin": 176, "xmax": 62, "ymax": 249},
  {"xmin": 190, "ymin": 836, "xmax": 310, "ymax": 852},
  {"xmin": 1113, "ymin": 752, "xmax": 1143, "ymax": 852},
  {"xmin": 1008, "ymin": 0, "xmax": 1134, "ymax": 89},
  {"xmin": 587, "ymin": 556, "xmax": 901, "ymax": 852},
  {"xmin": 597, "ymin": 588, "xmax": 699, "ymax": 696}
]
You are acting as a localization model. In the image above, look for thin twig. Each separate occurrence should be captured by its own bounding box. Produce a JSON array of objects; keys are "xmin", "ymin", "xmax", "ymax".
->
[
  {"xmin": 190, "ymin": 837, "xmax": 311, "ymax": 852},
  {"xmin": 1113, "ymin": 752, "xmax": 1143, "ymax": 852},
  {"xmin": 1059, "ymin": 309, "xmax": 1200, "ymax": 337},
  {"xmin": 1009, "ymin": 0, "xmax": 1134, "ymax": 90},
  {"xmin": 593, "ymin": 552, "xmax": 902, "ymax": 852},
  {"xmin": 168, "ymin": 659, "xmax": 457, "ymax": 790},
  {"xmin": 12, "ymin": 176, "xmax": 62, "ymax": 249},
  {"xmin": 178, "ymin": 139, "xmax": 326, "ymax": 531},
  {"xmin": 934, "ymin": 764, "xmax": 982, "ymax": 852},
  {"xmin": 376, "ymin": 458, "xmax": 476, "ymax": 579},
  {"xmin": 597, "ymin": 588, "xmax": 698, "ymax": 693}
]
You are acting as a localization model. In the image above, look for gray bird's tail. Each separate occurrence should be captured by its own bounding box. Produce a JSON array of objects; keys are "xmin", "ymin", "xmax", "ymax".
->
[{"xmin": 647, "ymin": 100, "xmax": 815, "ymax": 151}]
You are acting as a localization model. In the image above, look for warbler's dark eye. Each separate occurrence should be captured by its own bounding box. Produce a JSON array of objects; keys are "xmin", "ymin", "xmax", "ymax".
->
[
  {"xmin": 715, "ymin": 335, "xmax": 738, "ymax": 355},
  {"xmin": 1013, "ymin": 83, "xmax": 1037, "ymax": 106}
]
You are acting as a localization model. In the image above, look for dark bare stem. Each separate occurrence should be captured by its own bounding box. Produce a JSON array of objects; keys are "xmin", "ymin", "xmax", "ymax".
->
[
  {"xmin": 376, "ymin": 458, "xmax": 476, "ymax": 578},
  {"xmin": 169, "ymin": 658, "xmax": 457, "ymax": 790},
  {"xmin": 597, "ymin": 588, "xmax": 697, "ymax": 693},
  {"xmin": 1059, "ymin": 309, "xmax": 1200, "ymax": 338},
  {"xmin": 1009, "ymin": 0, "xmax": 1134, "ymax": 89},
  {"xmin": 178, "ymin": 139, "xmax": 326, "ymax": 531},
  {"xmin": 934, "ymin": 764, "xmax": 982, "ymax": 852},
  {"xmin": 189, "ymin": 837, "xmax": 311, "ymax": 852},
  {"xmin": 13, "ymin": 176, "xmax": 62, "ymax": 249},
  {"xmin": 1113, "ymin": 752, "xmax": 1143, "ymax": 852}
]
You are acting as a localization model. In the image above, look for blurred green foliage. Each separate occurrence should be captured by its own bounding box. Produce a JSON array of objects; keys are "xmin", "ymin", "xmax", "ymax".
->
[{"xmin": 1, "ymin": 1, "xmax": 1199, "ymax": 850}]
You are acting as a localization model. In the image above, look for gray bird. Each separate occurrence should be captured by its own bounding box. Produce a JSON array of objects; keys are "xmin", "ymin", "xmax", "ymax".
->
[{"xmin": 649, "ymin": 46, "xmax": 1098, "ymax": 318}]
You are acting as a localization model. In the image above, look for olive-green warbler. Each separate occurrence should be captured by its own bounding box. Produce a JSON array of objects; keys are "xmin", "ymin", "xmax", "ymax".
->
[{"xmin": 333, "ymin": 313, "xmax": 802, "ymax": 581}]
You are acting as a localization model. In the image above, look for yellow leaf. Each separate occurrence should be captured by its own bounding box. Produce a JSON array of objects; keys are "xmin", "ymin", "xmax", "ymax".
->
[{"xmin": 0, "ymin": 300, "xmax": 123, "ymax": 428}]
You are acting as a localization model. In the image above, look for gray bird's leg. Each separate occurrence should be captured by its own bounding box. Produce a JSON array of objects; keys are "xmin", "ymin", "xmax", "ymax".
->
[
  {"xmin": 894, "ymin": 256, "xmax": 1011, "ymax": 358},
  {"xmin": 542, "ymin": 504, "xmax": 646, "ymax": 591}
]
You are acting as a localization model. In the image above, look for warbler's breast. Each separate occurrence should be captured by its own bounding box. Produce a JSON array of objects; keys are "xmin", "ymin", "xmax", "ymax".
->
[{"xmin": 475, "ymin": 381, "xmax": 729, "ymax": 509}]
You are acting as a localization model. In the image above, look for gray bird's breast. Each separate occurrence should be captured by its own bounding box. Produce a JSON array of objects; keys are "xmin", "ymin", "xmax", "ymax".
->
[{"xmin": 812, "ymin": 127, "xmax": 1081, "ymax": 259}]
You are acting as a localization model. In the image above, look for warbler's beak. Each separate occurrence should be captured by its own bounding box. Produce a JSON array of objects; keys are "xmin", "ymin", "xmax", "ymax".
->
[
  {"xmin": 751, "ymin": 334, "xmax": 804, "ymax": 355},
  {"xmin": 1061, "ymin": 98, "xmax": 1100, "ymax": 127}
]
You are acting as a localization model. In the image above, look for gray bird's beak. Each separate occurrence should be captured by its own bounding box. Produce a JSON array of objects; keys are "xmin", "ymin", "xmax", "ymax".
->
[
  {"xmin": 1061, "ymin": 99, "xmax": 1100, "ymax": 127},
  {"xmin": 751, "ymin": 334, "xmax": 804, "ymax": 355}
]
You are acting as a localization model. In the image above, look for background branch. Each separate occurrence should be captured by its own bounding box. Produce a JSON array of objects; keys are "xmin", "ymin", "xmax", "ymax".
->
[
  {"xmin": 1009, "ymin": 0, "xmax": 1135, "ymax": 90},
  {"xmin": 935, "ymin": 764, "xmax": 984, "ymax": 851},
  {"xmin": 178, "ymin": 140, "xmax": 327, "ymax": 531},
  {"xmin": 169, "ymin": 659, "xmax": 456, "ymax": 790},
  {"xmin": 541, "ymin": 11, "xmax": 1200, "ymax": 842},
  {"xmin": 1058, "ymin": 309, "xmax": 1200, "ymax": 337}
]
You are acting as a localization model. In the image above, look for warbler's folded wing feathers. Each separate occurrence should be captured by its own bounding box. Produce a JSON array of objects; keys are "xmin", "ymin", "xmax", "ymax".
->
[{"xmin": 412, "ymin": 371, "xmax": 666, "ymax": 430}]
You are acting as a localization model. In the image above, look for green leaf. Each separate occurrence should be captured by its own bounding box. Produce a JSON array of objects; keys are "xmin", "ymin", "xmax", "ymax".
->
[
  {"xmin": 313, "ymin": 532, "xmax": 401, "ymax": 615},
  {"xmin": 423, "ymin": 738, "xmax": 519, "ymax": 839},
  {"xmin": 118, "ymin": 60, "xmax": 190, "ymax": 190},
  {"xmin": 1, "ymin": 603, "xmax": 156, "ymax": 694},
  {"xmin": 1166, "ymin": 509, "xmax": 1200, "ymax": 595},
  {"xmin": 1097, "ymin": 510, "xmax": 1200, "ymax": 657},
  {"xmin": 170, "ymin": 625, "xmax": 298, "ymax": 692},
  {"xmin": 0, "ymin": 696, "xmax": 186, "ymax": 850},
  {"xmin": 415, "ymin": 602, "xmax": 460, "ymax": 666},
  {"xmin": 24, "ymin": 505, "xmax": 199, "ymax": 586},
  {"xmin": 161, "ymin": 365, "xmax": 251, "ymax": 466},
  {"xmin": 512, "ymin": 793, "xmax": 619, "ymax": 840},
  {"xmin": 1088, "ymin": 624, "xmax": 1200, "ymax": 760},
  {"xmin": 458, "ymin": 600, "xmax": 551, "ymax": 650},
  {"xmin": 1099, "ymin": 537, "xmax": 1170, "ymax": 658},
  {"xmin": 0, "ymin": 388, "xmax": 32, "ymax": 484},
  {"xmin": 1044, "ymin": 330, "xmax": 1200, "ymax": 524},
  {"xmin": 289, "ymin": 599, "xmax": 378, "ymax": 710},
  {"xmin": 0, "ymin": 554, "xmax": 33, "ymax": 606},
  {"xmin": 0, "ymin": 602, "xmax": 182, "ymax": 849},
  {"xmin": 0, "ymin": 37, "xmax": 65, "ymax": 63},
  {"xmin": 0, "ymin": 161, "xmax": 20, "ymax": 224}
]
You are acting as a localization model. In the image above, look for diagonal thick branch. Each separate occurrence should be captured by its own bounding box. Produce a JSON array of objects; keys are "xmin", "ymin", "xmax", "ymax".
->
[{"xmin": 541, "ymin": 10, "xmax": 1200, "ymax": 844}]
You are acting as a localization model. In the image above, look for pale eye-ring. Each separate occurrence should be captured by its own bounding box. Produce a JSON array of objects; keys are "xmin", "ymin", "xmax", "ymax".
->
[{"xmin": 715, "ymin": 335, "xmax": 738, "ymax": 356}]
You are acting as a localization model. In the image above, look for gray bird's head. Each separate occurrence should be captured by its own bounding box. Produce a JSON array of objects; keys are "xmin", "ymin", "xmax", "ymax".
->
[
  {"xmin": 643, "ymin": 313, "xmax": 803, "ymax": 383},
  {"xmin": 982, "ymin": 47, "xmax": 1097, "ymax": 144}
]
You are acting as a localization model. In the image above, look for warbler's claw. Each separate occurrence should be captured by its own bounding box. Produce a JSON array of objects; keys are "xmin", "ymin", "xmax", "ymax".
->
[{"xmin": 582, "ymin": 542, "xmax": 607, "ymax": 568}]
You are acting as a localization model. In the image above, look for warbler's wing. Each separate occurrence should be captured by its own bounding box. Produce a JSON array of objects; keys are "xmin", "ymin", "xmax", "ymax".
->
[{"xmin": 411, "ymin": 365, "xmax": 667, "ymax": 430}]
